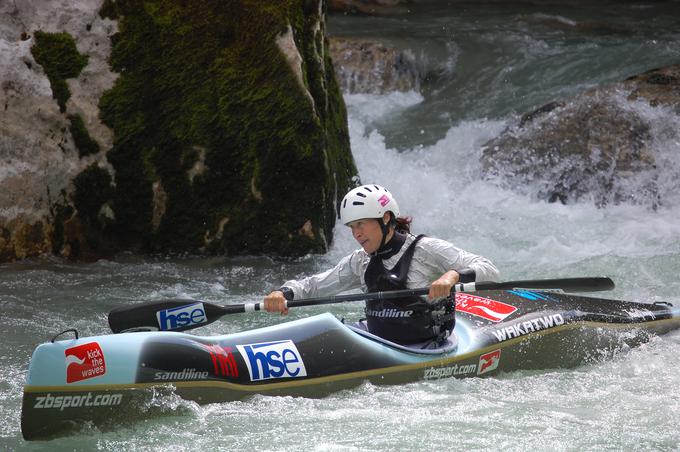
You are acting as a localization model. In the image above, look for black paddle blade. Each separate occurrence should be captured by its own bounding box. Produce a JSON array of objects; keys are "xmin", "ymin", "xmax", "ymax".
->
[{"xmin": 108, "ymin": 299, "xmax": 226, "ymax": 333}]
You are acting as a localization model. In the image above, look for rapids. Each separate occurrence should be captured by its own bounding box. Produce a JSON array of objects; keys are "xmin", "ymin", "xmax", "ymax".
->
[{"xmin": 2, "ymin": 2, "xmax": 680, "ymax": 450}]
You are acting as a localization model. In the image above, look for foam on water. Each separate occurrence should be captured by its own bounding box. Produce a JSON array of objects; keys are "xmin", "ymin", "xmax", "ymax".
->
[
  {"xmin": 4, "ymin": 6, "xmax": 680, "ymax": 449},
  {"xmin": 3, "ymin": 89, "xmax": 680, "ymax": 451},
  {"xmin": 331, "ymin": 92, "xmax": 680, "ymax": 305}
]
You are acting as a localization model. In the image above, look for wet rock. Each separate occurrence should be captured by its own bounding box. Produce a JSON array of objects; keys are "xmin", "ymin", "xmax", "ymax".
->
[
  {"xmin": 328, "ymin": 0, "xmax": 410, "ymax": 15},
  {"xmin": 0, "ymin": 220, "xmax": 52, "ymax": 261},
  {"xmin": 624, "ymin": 65, "xmax": 680, "ymax": 110},
  {"xmin": 0, "ymin": 0, "xmax": 117, "ymax": 261},
  {"xmin": 0, "ymin": 0, "xmax": 357, "ymax": 261},
  {"xmin": 481, "ymin": 65, "xmax": 680, "ymax": 208},
  {"xmin": 329, "ymin": 37, "xmax": 420, "ymax": 93}
]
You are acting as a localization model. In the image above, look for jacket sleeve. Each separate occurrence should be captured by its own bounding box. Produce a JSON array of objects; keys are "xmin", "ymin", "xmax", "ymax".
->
[
  {"xmin": 418, "ymin": 237, "xmax": 501, "ymax": 283},
  {"xmin": 281, "ymin": 250, "xmax": 367, "ymax": 299}
]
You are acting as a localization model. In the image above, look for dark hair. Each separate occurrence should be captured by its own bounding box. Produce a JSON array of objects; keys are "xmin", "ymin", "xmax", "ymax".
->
[{"xmin": 394, "ymin": 216, "xmax": 412, "ymax": 234}]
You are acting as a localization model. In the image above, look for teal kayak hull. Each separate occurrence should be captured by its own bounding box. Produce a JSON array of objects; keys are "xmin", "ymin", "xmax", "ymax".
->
[{"xmin": 21, "ymin": 290, "xmax": 680, "ymax": 440}]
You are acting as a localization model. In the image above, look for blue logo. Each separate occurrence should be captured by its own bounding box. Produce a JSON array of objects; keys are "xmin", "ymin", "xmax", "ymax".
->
[
  {"xmin": 156, "ymin": 303, "xmax": 207, "ymax": 330},
  {"xmin": 507, "ymin": 290, "xmax": 555, "ymax": 301},
  {"xmin": 236, "ymin": 340, "xmax": 307, "ymax": 381}
]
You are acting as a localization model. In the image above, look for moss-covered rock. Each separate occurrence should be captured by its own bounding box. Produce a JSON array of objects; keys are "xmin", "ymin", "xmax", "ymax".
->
[
  {"xmin": 98, "ymin": 0, "xmax": 356, "ymax": 256},
  {"xmin": 68, "ymin": 114, "xmax": 101, "ymax": 157},
  {"xmin": 0, "ymin": 219, "xmax": 53, "ymax": 261},
  {"xmin": 67, "ymin": 164, "xmax": 116, "ymax": 258},
  {"xmin": 73, "ymin": 164, "xmax": 114, "ymax": 225},
  {"xmin": 328, "ymin": 0, "xmax": 409, "ymax": 15},
  {"xmin": 30, "ymin": 31, "xmax": 89, "ymax": 112}
]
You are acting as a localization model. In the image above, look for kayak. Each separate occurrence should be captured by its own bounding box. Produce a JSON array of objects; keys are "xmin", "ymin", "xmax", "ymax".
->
[{"xmin": 21, "ymin": 288, "xmax": 680, "ymax": 440}]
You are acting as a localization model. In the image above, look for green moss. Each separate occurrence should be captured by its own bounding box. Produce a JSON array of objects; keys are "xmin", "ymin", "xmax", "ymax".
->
[
  {"xmin": 99, "ymin": 0, "xmax": 355, "ymax": 256},
  {"xmin": 31, "ymin": 31, "xmax": 88, "ymax": 112},
  {"xmin": 99, "ymin": 0, "xmax": 119, "ymax": 20},
  {"xmin": 65, "ymin": 164, "xmax": 116, "ymax": 257},
  {"xmin": 290, "ymin": 2, "xmax": 356, "ymax": 241},
  {"xmin": 68, "ymin": 114, "xmax": 100, "ymax": 157},
  {"xmin": 0, "ymin": 226, "xmax": 12, "ymax": 262},
  {"xmin": 49, "ymin": 200, "xmax": 73, "ymax": 255},
  {"xmin": 73, "ymin": 164, "xmax": 114, "ymax": 225}
]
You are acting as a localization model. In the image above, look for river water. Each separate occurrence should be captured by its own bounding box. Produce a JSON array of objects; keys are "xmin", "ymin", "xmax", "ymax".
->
[{"xmin": 3, "ymin": 2, "xmax": 680, "ymax": 450}]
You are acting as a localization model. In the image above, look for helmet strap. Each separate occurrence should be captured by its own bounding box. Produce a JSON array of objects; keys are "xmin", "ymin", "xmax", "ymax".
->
[{"xmin": 372, "ymin": 215, "xmax": 393, "ymax": 257}]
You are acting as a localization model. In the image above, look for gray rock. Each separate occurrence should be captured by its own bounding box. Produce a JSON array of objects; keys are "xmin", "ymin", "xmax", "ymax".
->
[
  {"xmin": 481, "ymin": 65, "xmax": 680, "ymax": 208},
  {"xmin": 329, "ymin": 37, "xmax": 421, "ymax": 94},
  {"xmin": 328, "ymin": 0, "xmax": 410, "ymax": 15},
  {"xmin": 0, "ymin": 0, "xmax": 357, "ymax": 261},
  {"xmin": 0, "ymin": 0, "xmax": 116, "ymax": 260}
]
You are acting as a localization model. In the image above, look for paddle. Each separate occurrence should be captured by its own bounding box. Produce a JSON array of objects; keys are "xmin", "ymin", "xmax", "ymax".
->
[{"xmin": 108, "ymin": 276, "xmax": 614, "ymax": 333}]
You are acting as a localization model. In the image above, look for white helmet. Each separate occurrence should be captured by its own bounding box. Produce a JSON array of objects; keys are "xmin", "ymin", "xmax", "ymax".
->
[{"xmin": 340, "ymin": 184, "xmax": 400, "ymax": 225}]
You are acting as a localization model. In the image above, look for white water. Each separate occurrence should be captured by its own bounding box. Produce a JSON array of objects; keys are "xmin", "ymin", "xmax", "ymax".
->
[
  {"xmin": 338, "ymin": 91, "xmax": 680, "ymax": 301},
  {"xmin": 5, "ymin": 86, "xmax": 680, "ymax": 452},
  {"xmin": 4, "ymin": 3, "xmax": 680, "ymax": 451}
]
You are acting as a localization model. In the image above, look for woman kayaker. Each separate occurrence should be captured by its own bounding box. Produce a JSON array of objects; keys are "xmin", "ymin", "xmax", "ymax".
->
[{"xmin": 264, "ymin": 184, "xmax": 500, "ymax": 347}]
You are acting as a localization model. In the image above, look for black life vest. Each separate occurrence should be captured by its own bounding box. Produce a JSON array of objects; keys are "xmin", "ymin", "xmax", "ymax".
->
[{"xmin": 364, "ymin": 234, "xmax": 454, "ymax": 345}]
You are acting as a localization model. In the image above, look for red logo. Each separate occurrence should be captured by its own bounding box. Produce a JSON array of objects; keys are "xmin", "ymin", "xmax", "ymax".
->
[
  {"xmin": 201, "ymin": 344, "xmax": 238, "ymax": 378},
  {"xmin": 455, "ymin": 293, "xmax": 517, "ymax": 322},
  {"xmin": 377, "ymin": 194, "xmax": 390, "ymax": 207},
  {"xmin": 478, "ymin": 349, "xmax": 501, "ymax": 375},
  {"xmin": 65, "ymin": 342, "xmax": 106, "ymax": 383}
]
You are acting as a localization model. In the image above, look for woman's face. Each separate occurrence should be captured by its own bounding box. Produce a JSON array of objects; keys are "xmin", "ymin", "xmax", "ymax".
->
[{"xmin": 347, "ymin": 213, "xmax": 390, "ymax": 253}]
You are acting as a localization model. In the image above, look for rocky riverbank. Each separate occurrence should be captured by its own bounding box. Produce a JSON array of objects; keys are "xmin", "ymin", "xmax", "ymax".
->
[{"xmin": 0, "ymin": 0, "xmax": 356, "ymax": 261}]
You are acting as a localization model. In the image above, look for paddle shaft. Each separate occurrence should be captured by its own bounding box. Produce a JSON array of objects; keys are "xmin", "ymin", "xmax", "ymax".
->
[
  {"xmin": 242, "ymin": 276, "xmax": 614, "ymax": 312},
  {"xmin": 108, "ymin": 277, "xmax": 614, "ymax": 333}
]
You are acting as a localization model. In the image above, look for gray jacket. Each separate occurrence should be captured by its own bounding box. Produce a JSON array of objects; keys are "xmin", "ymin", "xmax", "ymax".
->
[{"xmin": 283, "ymin": 234, "xmax": 500, "ymax": 300}]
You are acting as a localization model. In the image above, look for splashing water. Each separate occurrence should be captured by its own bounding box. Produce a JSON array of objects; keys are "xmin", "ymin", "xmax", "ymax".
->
[{"xmin": 4, "ymin": 2, "xmax": 680, "ymax": 450}]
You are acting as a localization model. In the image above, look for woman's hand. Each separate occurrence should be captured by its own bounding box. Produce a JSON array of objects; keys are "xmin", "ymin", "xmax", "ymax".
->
[
  {"xmin": 429, "ymin": 270, "xmax": 460, "ymax": 300},
  {"xmin": 264, "ymin": 290, "xmax": 289, "ymax": 315}
]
